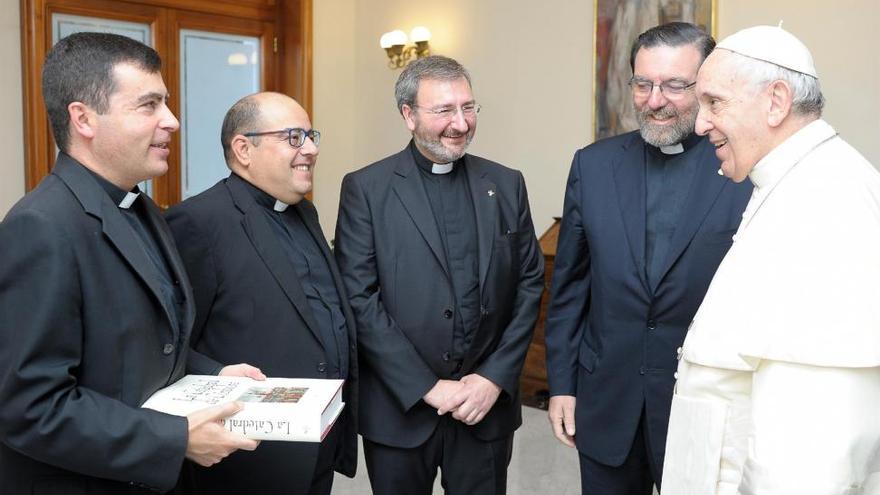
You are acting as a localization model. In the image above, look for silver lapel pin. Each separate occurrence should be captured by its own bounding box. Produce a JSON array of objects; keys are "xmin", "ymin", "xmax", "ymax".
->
[{"xmin": 488, "ymin": 189, "xmax": 495, "ymax": 197}]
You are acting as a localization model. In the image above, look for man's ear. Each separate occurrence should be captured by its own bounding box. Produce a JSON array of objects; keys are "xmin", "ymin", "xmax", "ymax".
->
[
  {"xmin": 767, "ymin": 80, "xmax": 793, "ymax": 128},
  {"xmin": 401, "ymin": 104, "xmax": 417, "ymax": 132},
  {"xmin": 231, "ymin": 135, "xmax": 252, "ymax": 167},
  {"xmin": 68, "ymin": 102, "xmax": 96, "ymax": 140}
]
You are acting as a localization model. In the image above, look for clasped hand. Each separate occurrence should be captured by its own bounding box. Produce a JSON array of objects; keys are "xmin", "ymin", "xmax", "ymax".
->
[{"xmin": 423, "ymin": 374, "xmax": 501, "ymax": 426}]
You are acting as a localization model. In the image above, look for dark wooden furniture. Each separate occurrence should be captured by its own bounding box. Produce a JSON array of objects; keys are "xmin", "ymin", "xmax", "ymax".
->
[{"xmin": 520, "ymin": 218, "xmax": 560, "ymax": 409}]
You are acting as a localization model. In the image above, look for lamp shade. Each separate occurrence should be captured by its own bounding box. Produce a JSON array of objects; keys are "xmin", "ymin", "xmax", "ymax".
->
[
  {"xmin": 410, "ymin": 26, "xmax": 431, "ymax": 43},
  {"xmin": 380, "ymin": 30, "xmax": 407, "ymax": 48}
]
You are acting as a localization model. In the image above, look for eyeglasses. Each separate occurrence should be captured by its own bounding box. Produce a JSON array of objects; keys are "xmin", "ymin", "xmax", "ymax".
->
[
  {"xmin": 412, "ymin": 103, "xmax": 481, "ymax": 120},
  {"xmin": 243, "ymin": 128, "xmax": 321, "ymax": 148},
  {"xmin": 629, "ymin": 77, "xmax": 696, "ymax": 99}
]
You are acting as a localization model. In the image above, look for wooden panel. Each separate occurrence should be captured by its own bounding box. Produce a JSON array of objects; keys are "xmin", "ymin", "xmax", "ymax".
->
[
  {"xmin": 520, "ymin": 218, "xmax": 561, "ymax": 409},
  {"xmin": 101, "ymin": 0, "xmax": 277, "ymax": 20},
  {"xmin": 277, "ymin": 0, "xmax": 312, "ymax": 115}
]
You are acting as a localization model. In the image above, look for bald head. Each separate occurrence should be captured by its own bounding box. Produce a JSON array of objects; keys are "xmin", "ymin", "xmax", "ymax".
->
[{"xmin": 221, "ymin": 91, "xmax": 309, "ymax": 166}]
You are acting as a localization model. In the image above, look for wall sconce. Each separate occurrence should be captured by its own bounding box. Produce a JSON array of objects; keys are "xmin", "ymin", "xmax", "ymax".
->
[{"xmin": 380, "ymin": 26, "xmax": 431, "ymax": 69}]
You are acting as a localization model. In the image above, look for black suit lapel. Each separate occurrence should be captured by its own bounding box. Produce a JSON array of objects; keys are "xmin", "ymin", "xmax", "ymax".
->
[
  {"xmin": 226, "ymin": 178, "xmax": 325, "ymax": 347},
  {"xmin": 612, "ymin": 136, "xmax": 650, "ymax": 294},
  {"xmin": 391, "ymin": 150, "xmax": 450, "ymax": 277},
  {"xmin": 53, "ymin": 157, "xmax": 177, "ymax": 338},
  {"xmin": 464, "ymin": 156, "xmax": 497, "ymax": 290},
  {"xmin": 653, "ymin": 139, "xmax": 728, "ymax": 288}
]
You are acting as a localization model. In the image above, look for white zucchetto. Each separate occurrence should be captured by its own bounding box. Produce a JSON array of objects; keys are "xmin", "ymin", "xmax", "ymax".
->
[{"xmin": 716, "ymin": 25, "xmax": 818, "ymax": 78}]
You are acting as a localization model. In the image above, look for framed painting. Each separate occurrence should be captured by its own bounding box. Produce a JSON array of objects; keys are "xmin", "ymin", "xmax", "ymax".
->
[{"xmin": 593, "ymin": 0, "xmax": 715, "ymax": 140}]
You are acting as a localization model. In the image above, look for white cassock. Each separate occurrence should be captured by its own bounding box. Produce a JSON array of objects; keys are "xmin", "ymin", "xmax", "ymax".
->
[{"xmin": 661, "ymin": 120, "xmax": 880, "ymax": 495}]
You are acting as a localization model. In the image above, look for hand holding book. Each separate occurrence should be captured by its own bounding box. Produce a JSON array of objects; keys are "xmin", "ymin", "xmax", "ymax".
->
[
  {"xmin": 144, "ymin": 375, "xmax": 345, "ymax": 442},
  {"xmin": 185, "ymin": 401, "xmax": 260, "ymax": 466}
]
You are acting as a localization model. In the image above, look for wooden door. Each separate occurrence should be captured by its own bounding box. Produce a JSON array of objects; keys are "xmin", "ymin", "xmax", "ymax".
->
[{"xmin": 20, "ymin": 0, "xmax": 311, "ymax": 207}]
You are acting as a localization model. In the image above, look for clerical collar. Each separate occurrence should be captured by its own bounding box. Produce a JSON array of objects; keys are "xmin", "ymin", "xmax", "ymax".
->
[
  {"xmin": 659, "ymin": 143, "xmax": 684, "ymax": 155},
  {"xmin": 749, "ymin": 119, "xmax": 836, "ymax": 191},
  {"xmin": 409, "ymin": 140, "xmax": 458, "ymax": 175},
  {"xmin": 82, "ymin": 164, "xmax": 141, "ymax": 209},
  {"xmin": 432, "ymin": 162, "xmax": 454, "ymax": 174},
  {"xmin": 647, "ymin": 132, "xmax": 702, "ymax": 156},
  {"xmin": 232, "ymin": 173, "xmax": 292, "ymax": 212}
]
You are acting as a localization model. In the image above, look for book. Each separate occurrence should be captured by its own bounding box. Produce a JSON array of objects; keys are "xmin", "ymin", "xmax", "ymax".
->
[{"xmin": 142, "ymin": 375, "xmax": 345, "ymax": 442}]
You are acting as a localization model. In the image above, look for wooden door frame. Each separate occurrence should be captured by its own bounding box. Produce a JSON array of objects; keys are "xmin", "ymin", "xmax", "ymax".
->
[{"xmin": 19, "ymin": 0, "xmax": 312, "ymax": 203}]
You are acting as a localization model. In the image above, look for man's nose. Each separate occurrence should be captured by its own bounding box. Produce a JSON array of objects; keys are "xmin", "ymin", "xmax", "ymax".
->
[
  {"xmin": 647, "ymin": 85, "xmax": 669, "ymax": 110},
  {"xmin": 694, "ymin": 106, "xmax": 712, "ymax": 136},
  {"xmin": 299, "ymin": 134, "xmax": 318, "ymax": 155},
  {"xmin": 160, "ymin": 104, "xmax": 180, "ymax": 132},
  {"xmin": 448, "ymin": 108, "xmax": 468, "ymax": 131}
]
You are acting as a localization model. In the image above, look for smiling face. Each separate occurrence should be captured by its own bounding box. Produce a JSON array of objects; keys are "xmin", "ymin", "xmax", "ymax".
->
[
  {"xmin": 242, "ymin": 94, "xmax": 317, "ymax": 204},
  {"xmin": 90, "ymin": 63, "xmax": 179, "ymax": 189},
  {"xmin": 632, "ymin": 44, "xmax": 702, "ymax": 147},
  {"xmin": 694, "ymin": 50, "xmax": 772, "ymax": 182},
  {"xmin": 402, "ymin": 76, "xmax": 476, "ymax": 163}
]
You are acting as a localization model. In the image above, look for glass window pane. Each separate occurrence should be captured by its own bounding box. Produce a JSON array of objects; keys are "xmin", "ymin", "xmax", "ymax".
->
[
  {"xmin": 179, "ymin": 30, "xmax": 261, "ymax": 199},
  {"xmin": 51, "ymin": 14, "xmax": 154, "ymax": 197},
  {"xmin": 53, "ymin": 14, "xmax": 151, "ymax": 44}
]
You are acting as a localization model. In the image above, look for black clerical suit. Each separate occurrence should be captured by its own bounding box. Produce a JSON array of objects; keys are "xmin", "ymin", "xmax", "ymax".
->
[
  {"xmin": 0, "ymin": 153, "xmax": 214, "ymax": 494},
  {"xmin": 335, "ymin": 143, "xmax": 544, "ymax": 494},
  {"xmin": 544, "ymin": 132, "xmax": 752, "ymax": 494},
  {"xmin": 165, "ymin": 173, "xmax": 358, "ymax": 495}
]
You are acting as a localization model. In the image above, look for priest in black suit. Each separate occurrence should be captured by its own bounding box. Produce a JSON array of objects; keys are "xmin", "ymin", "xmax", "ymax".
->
[
  {"xmin": 335, "ymin": 55, "xmax": 544, "ymax": 495},
  {"xmin": 165, "ymin": 91, "xmax": 358, "ymax": 495},
  {"xmin": 0, "ymin": 32, "xmax": 259, "ymax": 495}
]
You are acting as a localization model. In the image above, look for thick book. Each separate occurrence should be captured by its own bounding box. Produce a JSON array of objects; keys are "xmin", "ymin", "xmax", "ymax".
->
[{"xmin": 142, "ymin": 375, "xmax": 345, "ymax": 442}]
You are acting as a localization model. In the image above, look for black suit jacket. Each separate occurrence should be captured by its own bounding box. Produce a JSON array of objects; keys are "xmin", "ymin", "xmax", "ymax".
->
[
  {"xmin": 335, "ymin": 147, "xmax": 544, "ymax": 448},
  {"xmin": 165, "ymin": 174, "xmax": 358, "ymax": 494},
  {"xmin": 0, "ymin": 154, "xmax": 210, "ymax": 494},
  {"xmin": 544, "ymin": 132, "xmax": 752, "ymax": 469}
]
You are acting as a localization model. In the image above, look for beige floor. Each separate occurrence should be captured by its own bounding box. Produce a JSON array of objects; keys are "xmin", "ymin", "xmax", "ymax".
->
[{"xmin": 332, "ymin": 405, "xmax": 582, "ymax": 495}]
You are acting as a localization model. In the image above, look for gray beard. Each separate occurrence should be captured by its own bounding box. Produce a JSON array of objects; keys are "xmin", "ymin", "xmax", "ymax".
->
[
  {"xmin": 414, "ymin": 133, "xmax": 473, "ymax": 163},
  {"xmin": 636, "ymin": 105, "xmax": 697, "ymax": 147}
]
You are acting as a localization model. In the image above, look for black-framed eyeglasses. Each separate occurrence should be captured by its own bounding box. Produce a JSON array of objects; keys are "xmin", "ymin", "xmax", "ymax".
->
[
  {"xmin": 243, "ymin": 128, "xmax": 321, "ymax": 148},
  {"xmin": 628, "ymin": 77, "xmax": 696, "ymax": 98}
]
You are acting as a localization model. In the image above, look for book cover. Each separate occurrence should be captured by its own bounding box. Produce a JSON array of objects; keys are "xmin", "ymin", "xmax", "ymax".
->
[{"xmin": 142, "ymin": 375, "xmax": 345, "ymax": 442}]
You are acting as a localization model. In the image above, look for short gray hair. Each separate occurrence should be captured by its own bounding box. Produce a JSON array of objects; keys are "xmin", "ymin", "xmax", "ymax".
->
[
  {"xmin": 730, "ymin": 51, "xmax": 824, "ymax": 117},
  {"xmin": 394, "ymin": 55, "xmax": 472, "ymax": 114}
]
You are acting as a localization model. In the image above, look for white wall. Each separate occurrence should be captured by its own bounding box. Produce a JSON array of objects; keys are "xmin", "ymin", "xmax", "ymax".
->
[
  {"xmin": 312, "ymin": 0, "xmax": 593, "ymax": 239},
  {"xmin": 1, "ymin": 0, "xmax": 25, "ymax": 216}
]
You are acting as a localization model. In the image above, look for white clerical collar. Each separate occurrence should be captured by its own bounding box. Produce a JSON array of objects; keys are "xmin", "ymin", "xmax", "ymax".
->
[
  {"xmin": 748, "ymin": 119, "xmax": 836, "ymax": 191},
  {"xmin": 273, "ymin": 199, "xmax": 290, "ymax": 212},
  {"xmin": 659, "ymin": 143, "xmax": 684, "ymax": 155},
  {"xmin": 118, "ymin": 191, "xmax": 140, "ymax": 209},
  {"xmin": 431, "ymin": 162, "xmax": 454, "ymax": 174}
]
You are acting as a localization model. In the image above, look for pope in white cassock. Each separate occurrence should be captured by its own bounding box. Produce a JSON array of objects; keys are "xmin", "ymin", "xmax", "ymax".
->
[{"xmin": 661, "ymin": 25, "xmax": 880, "ymax": 494}]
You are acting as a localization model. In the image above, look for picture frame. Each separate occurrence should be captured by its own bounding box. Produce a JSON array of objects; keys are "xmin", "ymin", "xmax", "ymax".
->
[{"xmin": 593, "ymin": 0, "xmax": 716, "ymax": 140}]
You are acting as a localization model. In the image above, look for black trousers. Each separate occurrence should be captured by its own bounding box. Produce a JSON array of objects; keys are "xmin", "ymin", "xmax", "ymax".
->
[
  {"xmin": 363, "ymin": 416, "xmax": 513, "ymax": 495},
  {"xmin": 306, "ymin": 423, "xmax": 342, "ymax": 495},
  {"xmin": 178, "ymin": 419, "xmax": 341, "ymax": 495},
  {"xmin": 578, "ymin": 407, "xmax": 661, "ymax": 495}
]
